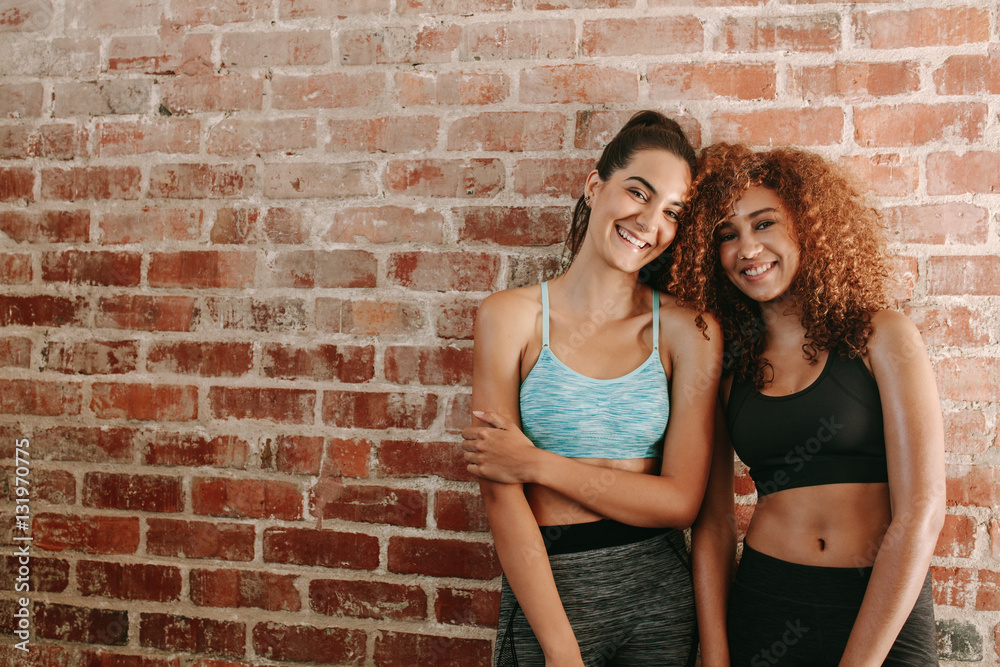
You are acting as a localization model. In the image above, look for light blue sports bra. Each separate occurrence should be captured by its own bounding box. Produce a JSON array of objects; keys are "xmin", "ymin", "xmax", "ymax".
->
[{"xmin": 519, "ymin": 282, "xmax": 669, "ymax": 459}]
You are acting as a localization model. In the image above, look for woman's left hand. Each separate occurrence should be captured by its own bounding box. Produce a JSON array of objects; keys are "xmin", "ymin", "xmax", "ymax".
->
[{"xmin": 462, "ymin": 411, "xmax": 539, "ymax": 483}]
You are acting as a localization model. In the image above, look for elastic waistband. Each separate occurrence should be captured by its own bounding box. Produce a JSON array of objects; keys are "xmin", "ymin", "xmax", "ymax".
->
[
  {"xmin": 736, "ymin": 543, "xmax": 872, "ymax": 604},
  {"xmin": 539, "ymin": 519, "xmax": 674, "ymax": 556}
]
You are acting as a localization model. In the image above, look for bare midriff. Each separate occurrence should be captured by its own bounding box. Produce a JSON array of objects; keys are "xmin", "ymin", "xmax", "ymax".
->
[
  {"xmin": 525, "ymin": 457, "xmax": 661, "ymax": 526},
  {"xmin": 745, "ymin": 482, "xmax": 892, "ymax": 567}
]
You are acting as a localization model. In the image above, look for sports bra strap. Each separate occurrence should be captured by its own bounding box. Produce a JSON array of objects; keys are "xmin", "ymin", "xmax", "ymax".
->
[
  {"xmin": 540, "ymin": 281, "xmax": 550, "ymax": 348},
  {"xmin": 651, "ymin": 289, "xmax": 659, "ymax": 351}
]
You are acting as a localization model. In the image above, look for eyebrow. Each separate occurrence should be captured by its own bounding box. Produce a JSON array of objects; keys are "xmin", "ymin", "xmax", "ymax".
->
[{"xmin": 625, "ymin": 176, "xmax": 687, "ymax": 208}]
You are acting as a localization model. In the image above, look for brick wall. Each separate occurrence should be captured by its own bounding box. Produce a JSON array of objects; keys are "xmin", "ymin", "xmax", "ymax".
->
[{"xmin": 0, "ymin": 0, "xmax": 997, "ymax": 665}]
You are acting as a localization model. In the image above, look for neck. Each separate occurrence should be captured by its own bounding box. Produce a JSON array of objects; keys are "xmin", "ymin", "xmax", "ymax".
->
[
  {"xmin": 556, "ymin": 252, "xmax": 645, "ymax": 318},
  {"xmin": 759, "ymin": 296, "xmax": 808, "ymax": 352}
]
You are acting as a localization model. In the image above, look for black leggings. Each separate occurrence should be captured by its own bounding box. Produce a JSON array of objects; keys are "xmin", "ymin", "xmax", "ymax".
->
[{"xmin": 727, "ymin": 544, "xmax": 938, "ymax": 666}]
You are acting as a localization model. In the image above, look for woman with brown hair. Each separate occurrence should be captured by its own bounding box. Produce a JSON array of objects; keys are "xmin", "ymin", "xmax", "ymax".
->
[{"xmin": 676, "ymin": 144, "xmax": 944, "ymax": 665}]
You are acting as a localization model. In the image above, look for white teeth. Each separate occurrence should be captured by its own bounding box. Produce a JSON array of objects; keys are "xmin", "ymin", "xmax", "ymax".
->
[
  {"xmin": 616, "ymin": 226, "xmax": 648, "ymax": 249},
  {"xmin": 744, "ymin": 263, "xmax": 773, "ymax": 277}
]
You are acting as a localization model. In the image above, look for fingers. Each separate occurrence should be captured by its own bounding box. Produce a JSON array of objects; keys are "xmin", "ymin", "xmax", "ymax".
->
[{"xmin": 472, "ymin": 410, "xmax": 509, "ymax": 430}]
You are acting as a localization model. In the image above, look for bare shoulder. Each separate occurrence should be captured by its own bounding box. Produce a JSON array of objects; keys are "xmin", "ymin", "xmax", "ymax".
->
[
  {"xmin": 476, "ymin": 284, "xmax": 542, "ymax": 340},
  {"xmin": 867, "ymin": 309, "xmax": 924, "ymax": 354},
  {"xmin": 657, "ymin": 291, "xmax": 723, "ymax": 346}
]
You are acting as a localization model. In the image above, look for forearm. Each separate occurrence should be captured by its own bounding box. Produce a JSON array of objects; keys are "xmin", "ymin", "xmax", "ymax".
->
[
  {"xmin": 692, "ymin": 519, "xmax": 736, "ymax": 666},
  {"xmin": 481, "ymin": 479, "xmax": 581, "ymax": 661},
  {"xmin": 839, "ymin": 507, "xmax": 943, "ymax": 665},
  {"xmin": 530, "ymin": 450, "xmax": 703, "ymax": 528}
]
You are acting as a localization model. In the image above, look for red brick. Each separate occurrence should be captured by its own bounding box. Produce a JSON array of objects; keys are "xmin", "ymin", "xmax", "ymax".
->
[
  {"xmin": 935, "ymin": 514, "xmax": 976, "ymax": 558},
  {"xmin": 30, "ymin": 469, "xmax": 77, "ymax": 505},
  {"xmin": 0, "ymin": 336, "xmax": 30, "ymax": 367},
  {"xmin": 262, "ymin": 434, "xmax": 324, "ymax": 475},
  {"xmin": 0, "ymin": 209, "xmax": 89, "ymax": 242},
  {"xmin": 939, "ymin": 410, "xmax": 993, "ymax": 456},
  {"xmin": 0, "ymin": 166, "xmax": 35, "ymax": 201},
  {"xmin": 263, "ymin": 162, "xmax": 377, "ymax": 198},
  {"xmin": 904, "ymin": 305, "xmax": 991, "ymax": 348},
  {"xmin": 513, "ymin": 158, "xmax": 593, "ymax": 197},
  {"xmin": 947, "ymin": 465, "xmax": 1000, "ymax": 509},
  {"xmin": 790, "ymin": 62, "xmax": 919, "ymax": 99},
  {"xmin": 222, "ymin": 31, "xmax": 331, "ymax": 67},
  {"xmin": 326, "ymin": 206, "xmax": 443, "ymax": 244},
  {"xmin": 711, "ymin": 107, "xmax": 843, "ymax": 146},
  {"xmin": 253, "ymin": 622, "xmax": 366, "ymax": 665},
  {"xmin": 340, "ymin": 25, "xmax": 460, "ymax": 65},
  {"xmin": 388, "ymin": 536, "xmax": 500, "ymax": 579},
  {"xmin": 318, "ymin": 298, "xmax": 427, "ymax": 336},
  {"xmin": 150, "ymin": 164, "xmax": 255, "ymax": 199},
  {"xmin": 978, "ymin": 570, "xmax": 1000, "ymax": 610},
  {"xmin": 436, "ymin": 587, "xmax": 500, "ymax": 627},
  {"xmin": 395, "ymin": 70, "xmax": 509, "ymax": 106},
  {"xmin": 936, "ymin": 357, "xmax": 1000, "ymax": 402},
  {"xmin": 935, "ymin": 51, "xmax": 1000, "ymax": 95},
  {"xmin": 53, "ymin": 80, "xmax": 150, "ymax": 116},
  {"xmin": 146, "ymin": 518, "xmax": 254, "ymax": 561},
  {"xmin": 582, "ymin": 17, "xmax": 701, "ymax": 56},
  {"xmin": 520, "ymin": 65, "xmax": 637, "ymax": 104},
  {"xmin": 0, "ymin": 253, "xmax": 31, "ymax": 284},
  {"xmin": 457, "ymin": 207, "xmax": 570, "ymax": 246},
  {"xmin": 79, "ymin": 652, "xmax": 183, "ymax": 667},
  {"xmin": 42, "ymin": 250, "xmax": 141, "ymax": 286},
  {"xmin": 149, "ymin": 251, "xmax": 255, "ymax": 289},
  {"xmin": 33, "ymin": 426, "xmax": 135, "ymax": 462},
  {"xmin": 193, "ymin": 477, "xmax": 302, "ymax": 520},
  {"xmin": 1, "ymin": 0, "xmax": 52, "ymax": 30},
  {"xmin": 78, "ymin": 561, "xmax": 181, "ymax": 602},
  {"xmin": 33, "ymin": 513, "xmax": 139, "ymax": 554},
  {"xmin": 34, "ymin": 603, "xmax": 128, "ymax": 644},
  {"xmin": 211, "ymin": 207, "xmax": 307, "ymax": 245},
  {"xmin": 0, "ymin": 123, "xmax": 89, "ymax": 159},
  {"xmin": 261, "ymin": 343, "xmax": 374, "ymax": 382},
  {"xmin": 83, "ymin": 472, "xmax": 182, "ymax": 512},
  {"xmin": 890, "ymin": 255, "xmax": 917, "ymax": 303},
  {"xmin": 401, "ymin": 0, "xmax": 509, "ymax": 12},
  {"xmin": 837, "ymin": 154, "xmax": 918, "ymax": 197},
  {"xmin": 855, "ymin": 103, "xmax": 985, "ymax": 147},
  {"xmin": 191, "ymin": 568, "xmax": 300, "ymax": 611},
  {"xmin": 96, "ymin": 295, "xmax": 195, "ymax": 331},
  {"xmin": 174, "ymin": 0, "xmax": 271, "ymax": 23},
  {"xmin": 98, "ymin": 207, "xmax": 202, "ymax": 244},
  {"xmin": 323, "ymin": 390, "xmax": 437, "ymax": 429},
  {"xmin": 147, "ymin": 341, "xmax": 253, "ymax": 377},
  {"xmin": 509, "ymin": 254, "xmax": 562, "ymax": 287},
  {"xmin": 41, "ymin": 166, "xmax": 141, "ymax": 200},
  {"xmin": 385, "ymin": 158, "xmax": 504, "ymax": 198},
  {"xmin": 263, "ymin": 526, "xmax": 379, "ymax": 570},
  {"xmin": 447, "ymin": 112, "xmax": 564, "ymax": 152},
  {"xmin": 139, "ymin": 612, "xmax": 245, "ymax": 658},
  {"xmin": 265, "ymin": 249, "xmax": 376, "ymax": 288},
  {"xmin": 8, "ymin": 37, "xmax": 101, "ymax": 78},
  {"xmin": 460, "ymin": 20, "xmax": 575, "ymax": 60},
  {"xmin": 435, "ymin": 490, "xmax": 489, "ymax": 532},
  {"xmin": 310, "ymin": 579, "xmax": 426, "ymax": 620},
  {"xmin": 279, "ymin": 0, "xmax": 391, "ymax": 18},
  {"xmin": 43, "ymin": 340, "xmax": 139, "ymax": 375},
  {"xmin": 144, "ymin": 433, "xmax": 249, "ymax": 468},
  {"xmin": 66, "ymin": 0, "xmax": 159, "ymax": 28},
  {"xmin": 929, "ymin": 257, "xmax": 1000, "ymax": 297},
  {"xmin": 435, "ymin": 296, "xmax": 478, "ymax": 340},
  {"xmin": 327, "ymin": 438, "xmax": 372, "ymax": 478},
  {"xmin": 0, "ymin": 555, "xmax": 68, "ymax": 593},
  {"xmin": 385, "ymin": 346, "xmax": 474, "ymax": 386},
  {"xmin": 886, "ymin": 203, "xmax": 988, "ymax": 245},
  {"xmin": 574, "ymin": 109, "xmax": 701, "ymax": 150},
  {"xmin": 0, "ymin": 379, "xmax": 82, "ymax": 416},
  {"xmin": 208, "ymin": 117, "xmax": 316, "ymax": 157},
  {"xmin": 525, "ymin": 0, "xmax": 631, "ymax": 6},
  {"xmin": 312, "ymin": 484, "xmax": 426, "ymax": 527},
  {"xmin": 649, "ymin": 63, "xmax": 775, "ymax": 101},
  {"xmin": 0, "ymin": 82, "xmax": 43, "ymax": 117},
  {"xmin": 927, "ymin": 152, "xmax": 1000, "ymax": 195},
  {"xmin": 717, "ymin": 14, "xmax": 840, "ymax": 52},
  {"xmin": 854, "ymin": 7, "xmax": 990, "ymax": 49},
  {"xmin": 991, "ymin": 518, "xmax": 1000, "ymax": 562},
  {"xmin": 272, "ymin": 72, "xmax": 384, "ymax": 109},
  {"xmin": 388, "ymin": 251, "xmax": 500, "ymax": 291},
  {"xmin": 160, "ymin": 74, "xmax": 264, "ymax": 113},
  {"xmin": 91, "ymin": 383, "xmax": 198, "ymax": 422},
  {"xmin": 327, "ymin": 115, "xmax": 437, "ymax": 153},
  {"xmin": 96, "ymin": 119, "xmax": 200, "ymax": 156},
  {"xmin": 107, "ymin": 30, "xmax": 211, "ymax": 74},
  {"xmin": 205, "ymin": 297, "xmax": 308, "ymax": 332},
  {"xmin": 373, "ymin": 631, "xmax": 492, "ymax": 667},
  {"xmin": 931, "ymin": 566, "xmax": 976, "ymax": 608}
]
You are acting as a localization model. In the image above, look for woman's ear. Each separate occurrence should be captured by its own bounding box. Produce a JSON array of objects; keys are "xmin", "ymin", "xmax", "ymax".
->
[{"xmin": 584, "ymin": 170, "xmax": 601, "ymax": 202}]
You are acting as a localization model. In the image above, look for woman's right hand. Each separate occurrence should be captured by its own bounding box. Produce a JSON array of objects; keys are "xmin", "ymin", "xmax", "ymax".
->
[{"xmin": 462, "ymin": 410, "xmax": 541, "ymax": 484}]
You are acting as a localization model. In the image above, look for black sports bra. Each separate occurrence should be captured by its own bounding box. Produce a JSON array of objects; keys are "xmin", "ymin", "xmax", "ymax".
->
[{"xmin": 726, "ymin": 353, "xmax": 888, "ymax": 497}]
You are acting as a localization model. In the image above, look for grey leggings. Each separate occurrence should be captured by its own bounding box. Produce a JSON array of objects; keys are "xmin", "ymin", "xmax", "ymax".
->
[{"xmin": 495, "ymin": 521, "xmax": 697, "ymax": 667}]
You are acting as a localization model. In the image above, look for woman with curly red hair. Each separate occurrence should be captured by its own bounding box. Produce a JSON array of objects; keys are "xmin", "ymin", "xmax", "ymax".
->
[{"xmin": 676, "ymin": 144, "xmax": 944, "ymax": 665}]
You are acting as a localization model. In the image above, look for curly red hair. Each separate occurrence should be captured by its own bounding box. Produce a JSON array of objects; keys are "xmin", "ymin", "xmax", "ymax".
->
[{"xmin": 669, "ymin": 143, "xmax": 891, "ymax": 387}]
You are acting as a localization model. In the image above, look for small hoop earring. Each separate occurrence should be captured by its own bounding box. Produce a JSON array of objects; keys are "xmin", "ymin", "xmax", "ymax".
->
[{"xmin": 584, "ymin": 196, "xmax": 591, "ymax": 207}]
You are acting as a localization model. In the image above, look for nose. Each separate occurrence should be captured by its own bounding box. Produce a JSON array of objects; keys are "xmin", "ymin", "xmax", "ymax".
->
[
  {"xmin": 737, "ymin": 236, "xmax": 762, "ymax": 260},
  {"xmin": 636, "ymin": 206, "xmax": 655, "ymax": 233}
]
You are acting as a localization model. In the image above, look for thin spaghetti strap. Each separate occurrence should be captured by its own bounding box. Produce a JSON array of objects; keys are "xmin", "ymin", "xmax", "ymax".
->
[
  {"xmin": 651, "ymin": 289, "xmax": 660, "ymax": 351},
  {"xmin": 540, "ymin": 281, "xmax": 550, "ymax": 348}
]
